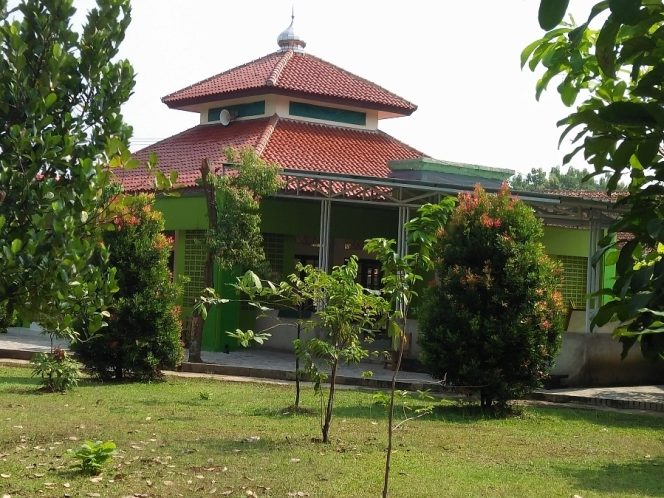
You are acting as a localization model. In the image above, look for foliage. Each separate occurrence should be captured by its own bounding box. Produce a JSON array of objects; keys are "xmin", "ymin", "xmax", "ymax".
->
[
  {"xmin": 188, "ymin": 148, "xmax": 282, "ymax": 362},
  {"xmin": 364, "ymin": 199, "xmax": 455, "ymax": 498},
  {"xmin": 0, "ymin": 301, "xmax": 15, "ymax": 333},
  {"xmin": 525, "ymin": 1, "xmax": 664, "ymax": 361},
  {"xmin": 30, "ymin": 347, "xmax": 81, "ymax": 392},
  {"xmin": 72, "ymin": 195, "xmax": 183, "ymax": 380},
  {"xmin": 67, "ymin": 439, "xmax": 116, "ymax": 475},
  {"xmin": 208, "ymin": 148, "xmax": 283, "ymax": 272},
  {"xmin": 293, "ymin": 257, "xmax": 387, "ymax": 443},
  {"xmin": 419, "ymin": 185, "xmax": 564, "ymax": 411},
  {"xmin": 0, "ymin": 0, "xmax": 136, "ymax": 340},
  {"xmin": 510, "ymin": 165, "xmax": 618, "ymax": 191}
]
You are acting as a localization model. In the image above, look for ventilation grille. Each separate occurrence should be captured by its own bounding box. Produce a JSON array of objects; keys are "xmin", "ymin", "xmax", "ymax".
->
[
  {"xmin": 183, "ymin": 230, "xmax": 207, "ymax": 307},
  {"xmin": 553, "ymin": 255, "xmax": 588, "ymax": 309},
  {"xmin": 263, "ymin": 233, "xmax": 285, "ymax": 280}
]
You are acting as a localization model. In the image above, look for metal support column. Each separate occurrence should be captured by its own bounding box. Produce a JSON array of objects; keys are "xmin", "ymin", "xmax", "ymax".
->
[
  {"xmin": 585, "ymin": 219, "xmax": 602, "ymax": 332},
  {"xmin": 318, "ymin": 199, "xmax": 331, "ymax": 272},
  {"xmin": 396, "ymin": 206, "xmax": 410, "ymax": 258}
]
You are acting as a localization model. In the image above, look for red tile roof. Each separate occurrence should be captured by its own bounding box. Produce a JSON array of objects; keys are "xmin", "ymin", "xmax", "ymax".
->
[
  {"xmin": 162, "ymin": 51, "xmax": 417, "ymax": 115},
  {"xmin": 121, "ymin": 117, "xmax": 424, "ymax": 192}
]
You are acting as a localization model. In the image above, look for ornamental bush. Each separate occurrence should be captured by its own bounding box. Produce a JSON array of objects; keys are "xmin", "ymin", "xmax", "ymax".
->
[
  {"xmin": 419, "ymin": 185, "xmax": 564, "ymax": 411},
  {"xmin": 73, "ymin": 195, "xmax": 183, "ymax": 380}
]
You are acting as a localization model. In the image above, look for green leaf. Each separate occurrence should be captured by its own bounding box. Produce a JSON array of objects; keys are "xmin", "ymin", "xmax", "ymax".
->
[
  {"xmin": 44, "ymin": 92, "xmax": 57, "ymax": 109},
  {"xmin": 596, "ymin": 17, "xmax": 621, "ymax": 78},
  {"xmin": 539, "ymin": 0, "xmax": 570, "ymax": 30},
  {"xmin": 0, "ymin": 215, "xmax": 5, "ymax": 231},
  {"xmin": 11, "ymin": 239, "xmax": 22, "ymax": 254},
  {"xmin": 80, "ymin": 211, "xmax": 89, "ymax": 223},
  {"xmin": 609, "ymin": 0, "xmax": 642, "ymax": 25},
  {"xmin": 598, "ymin": 102, "xmax": 658, "ymax": 127}
]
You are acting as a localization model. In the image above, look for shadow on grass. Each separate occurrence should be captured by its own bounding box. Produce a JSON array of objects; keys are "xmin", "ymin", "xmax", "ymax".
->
[
  {"xmin": 534, "ymin": 404, "xmax": 664, "ymax": 430},
  {"xmin": 0, "ymin": 376, "xmax": 40, "ymax": 387},
  {"xmin": 249, "ymin": 405, "xmax": 318, "ymax": 418},
  {"xmin": 557, "ymin": 457, "xmax": 664, "ymax": 496}
]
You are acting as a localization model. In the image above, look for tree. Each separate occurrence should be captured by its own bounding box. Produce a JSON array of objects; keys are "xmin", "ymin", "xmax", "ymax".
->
[
  {"xmin": 510, "ymin": 165, "xmax": 613, "ymax": 191},
  {"xmin": 200, "ymin": 258, "xmax": 386, "ymax": 442},
  {"xmin": 230, "ymin": 271, "xmax": 313, "ymax": 410},
  {"xmin": 72, "ymin": 195, "xmax": 183, "ymax": 380},
  {"xmin": 525, "ymin": 1, "xmax": 664, "ymax": 361},
  {"xmin": 419, "ymin": 185, "xmax": 564, "ymax": 412},
  {"xmin": 294, "ymin": 257, "xmax": 386, "ymax": 443},
  {"xmin": 364, "ymin": 199, "xmax": 455, "ymax": 498},
  {"xmin": 0, "ymin": 0, "xmax": 135, "ymax": 339},
  {"xmin": 188, "ymin": 148, "xmax": 282, "ymax": 362}
]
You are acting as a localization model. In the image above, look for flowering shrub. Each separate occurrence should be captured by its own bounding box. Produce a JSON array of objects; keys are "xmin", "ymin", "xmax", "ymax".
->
[
  {"xmin": 419, "ymin": 185, "xmax": 564, "ymax": 411},
  {"xmin": 73, "ymin": 195, "xmax": 183, "ymax": 380}
]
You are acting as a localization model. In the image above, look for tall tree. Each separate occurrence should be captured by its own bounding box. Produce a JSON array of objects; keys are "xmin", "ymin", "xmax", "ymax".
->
[
  {"xmin": 0, "ymin": 0, "xmax": 135, "ymax": 339},
  {"xmin": 525, "ymin": 1, "xmax": 664, "ymax": 360},
  {"xmin": 511, "ymin": 165, "xmax": 612, "ymax": 191}
]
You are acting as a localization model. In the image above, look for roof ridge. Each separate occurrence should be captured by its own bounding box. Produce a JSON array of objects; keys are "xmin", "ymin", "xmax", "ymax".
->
[
  {"xmin": 294, "ymin": 52, "xmax": 417, "ymax": 111},
  {"xmin": 161, "ymin": 51, "xmax": 283, "ymax": 103},
  {"xmin": 267, "ymin": 50, "xmax": 294, "ymax": 87},
  {"xmin": 255, "ymin": 114, "xmax": 280, "ymax": 155}
]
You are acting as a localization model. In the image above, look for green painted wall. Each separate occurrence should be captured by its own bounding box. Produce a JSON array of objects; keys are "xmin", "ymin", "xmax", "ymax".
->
[
  {"xmin": 542, "ymin": 226, "xmax": 589, "ymax": 257},
  {"xmin": 156, "ymin": 196, "xmax": 208, "ymax": 230}
]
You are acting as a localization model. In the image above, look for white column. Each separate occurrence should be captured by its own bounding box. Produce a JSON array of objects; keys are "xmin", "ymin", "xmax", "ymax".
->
[
  {"xmin": 585, "ymin": 219, "xmax": 602, "ymax": 332},
  {"xmin": 396, "ymin": 206, "xmax": 409, "ymax": 258},
  {"xmin": 318, "ymin": 199, "xmax": 331, "ymax": 272}
]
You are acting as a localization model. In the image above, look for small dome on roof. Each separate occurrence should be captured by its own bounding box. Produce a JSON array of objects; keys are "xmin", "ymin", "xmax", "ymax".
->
[{"xmin": 277, "ymin": 11, "xmax": 306, "ymax": 52}]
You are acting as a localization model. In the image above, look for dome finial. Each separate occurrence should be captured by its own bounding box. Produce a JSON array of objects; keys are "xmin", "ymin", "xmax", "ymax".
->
[{"xmin": 277, "ymin": 7, "xmax": 306, "ymax": 52}]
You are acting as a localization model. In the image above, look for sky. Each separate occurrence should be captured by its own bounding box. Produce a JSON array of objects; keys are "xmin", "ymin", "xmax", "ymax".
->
[{"xmin": 68, "ymin": 0, "xmax": 599, "ymax": 175}]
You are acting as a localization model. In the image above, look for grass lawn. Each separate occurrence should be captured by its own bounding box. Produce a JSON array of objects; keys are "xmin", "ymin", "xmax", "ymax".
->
[{"xmin": 1, "ymin": 365, "xmax": 663, "ymax": 497}]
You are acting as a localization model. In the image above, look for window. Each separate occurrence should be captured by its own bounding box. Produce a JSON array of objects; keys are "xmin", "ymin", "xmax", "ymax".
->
[
  {"xmin": 289, "ymin": 101, "xmax": 366, "ymax": 126},
  {"xmin": 359, "ymin": 259, "xmax": 381, "ymax": 290}
]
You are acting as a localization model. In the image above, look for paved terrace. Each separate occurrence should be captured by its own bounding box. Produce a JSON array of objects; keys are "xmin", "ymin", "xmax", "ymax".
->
[{"xmin": 1, "ymin": 327, "xmax": 663, "ymax": 413}]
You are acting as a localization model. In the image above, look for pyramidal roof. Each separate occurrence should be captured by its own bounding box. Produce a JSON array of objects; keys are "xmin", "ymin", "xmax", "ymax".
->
[{"xmin": 161, "ymin": 50, "xmax": 417, "ymax": 115}]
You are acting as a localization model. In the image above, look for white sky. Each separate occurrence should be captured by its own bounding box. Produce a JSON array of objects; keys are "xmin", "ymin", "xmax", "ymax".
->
[{"xmin": 69, "ymin": 0, "xmax": 599, "ymax": 175}]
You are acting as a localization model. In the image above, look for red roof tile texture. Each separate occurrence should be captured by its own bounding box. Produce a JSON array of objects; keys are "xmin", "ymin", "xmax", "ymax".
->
[
  {"xmin": 121, "ymin": 117, "xmax": 424, "ymax": 192},
  {"xmin": 162, "ymin": 51, "xmax": 416, "ymax": 115}
]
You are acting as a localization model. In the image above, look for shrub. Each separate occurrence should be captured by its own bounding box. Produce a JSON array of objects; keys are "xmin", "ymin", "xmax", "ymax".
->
[
  {"xmin": 68, "ymin": 440, "xmax": 116, "ymax": 475},
  {"xmin": 419, "ymin": 185, "xmax": 564, "ymax": 411},
  {"xmin": 0, "ymin": 301, "xmax": 15, "ymax": 333},
  {"xmin": 73, "ymin": 195, "xmax": 183, "ymax": 380},
  {"xmin": 31, "ymin": 348, "xmax": 81, "ymax": 392}
]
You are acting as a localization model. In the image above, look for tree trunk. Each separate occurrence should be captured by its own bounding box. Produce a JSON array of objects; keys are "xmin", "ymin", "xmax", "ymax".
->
[
  {"xmin": 321, "ymin": 358, "xmax": 338, "ymax": 443},
  {"xmin": 294, "ymin": 319, "xmax": 301, "ymax": 408},
  {"xmin": 382, "ymin": 318, "xmax": 407, "ymax": 498},
  {"xmin": 189, "ymin": 159, "xmax": 217, "ymax": 364}
]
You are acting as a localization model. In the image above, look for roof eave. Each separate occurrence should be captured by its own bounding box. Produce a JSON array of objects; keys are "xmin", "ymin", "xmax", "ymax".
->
[{"xmin": 162, "ymin": 88, "xmax": 417, "ymax": 116}]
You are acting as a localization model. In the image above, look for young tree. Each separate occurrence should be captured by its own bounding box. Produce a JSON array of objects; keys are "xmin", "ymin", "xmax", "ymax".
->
[
  {"xmin": 188, "ymin": 148, "xmax": 282, "ymax": 362},
  {"xmin": 364, "ymin": 199, "xmax": 455, "ymax": 498},
  {"xmin": 230, "ymin": 272, "xmax": 313, "ymax": 409},
  {"xmin": 0, "ymin": 0, "xmax": 135, "ymax": 339},
  {"xmin": 419, "ymin": 185, "xmax": 564, "ymax": 412},
  {"xmin": 197, "ymin": 258, "xmax": 386, "ymax": 442},
  {"xmin": 525, "ymin": 1, "xmax": 664, "ymax": 360},
  {"xmin": 72, "ymin": 195, "xmax": 183, "ymax": 380},
  {"xmin": 295, "ymin": 257, "xmax": 387, "ymax": 443}
]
